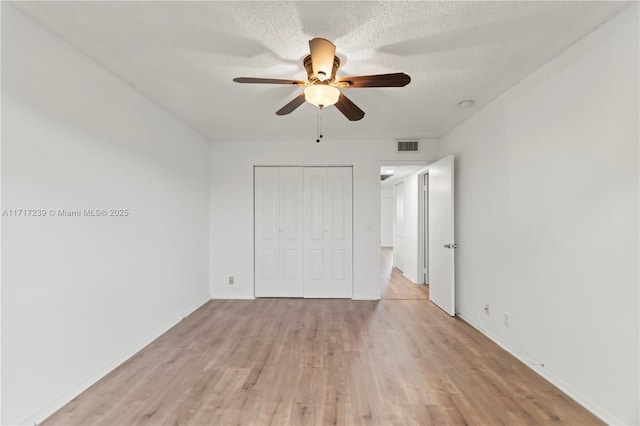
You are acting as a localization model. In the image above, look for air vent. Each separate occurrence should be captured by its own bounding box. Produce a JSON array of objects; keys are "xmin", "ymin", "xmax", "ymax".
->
[{"xmin": 397, "ymin": 139, "xmax": 419, "ymax": 152}]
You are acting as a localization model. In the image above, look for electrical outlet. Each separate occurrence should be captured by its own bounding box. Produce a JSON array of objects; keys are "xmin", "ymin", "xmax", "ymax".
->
[
  {"xmin": 503, "ymin": 312, "xmax": 509, "ymax": 327},
  {"xmin": 228, "ymin": 276, "xmax": 234, "ymax": 285},
  {"xmin": 484, "ymin": 303, "xmax": 490, "ymax": 314}
]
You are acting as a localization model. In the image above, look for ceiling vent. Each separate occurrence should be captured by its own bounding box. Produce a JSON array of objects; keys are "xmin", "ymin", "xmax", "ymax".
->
[{"xmin": 396, "ymin": 139, "xmax": 419, "ymax": 152}]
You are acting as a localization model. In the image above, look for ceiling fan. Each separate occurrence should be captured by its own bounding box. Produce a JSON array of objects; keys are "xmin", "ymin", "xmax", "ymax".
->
[{"xmin": 233, "ymin": 38, "xmax": 411, "ymax": 121}]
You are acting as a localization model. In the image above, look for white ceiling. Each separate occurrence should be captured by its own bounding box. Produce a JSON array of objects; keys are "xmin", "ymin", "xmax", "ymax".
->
[{"xmin": 11, "ymin": 1, "xmax": 629, "ymax": 141}]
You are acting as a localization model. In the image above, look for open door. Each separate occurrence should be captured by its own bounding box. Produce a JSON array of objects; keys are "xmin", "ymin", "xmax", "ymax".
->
[{"xmin": 428, "ymin": 155, "xmax": 455, "ymax": 316}]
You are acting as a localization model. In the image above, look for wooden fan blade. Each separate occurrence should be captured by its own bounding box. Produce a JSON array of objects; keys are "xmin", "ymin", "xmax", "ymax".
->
[
  {"xmin": 337, "ymin": 73, "xmax": 411, "ymax": 88},
  {"xmin": 276, "ymin": 93, "xmax": 306, "ymax": 115},
  {"xmin": 334, "ymin": 93, "xmax": 365, "ymax": 121},
  {"xmin": 309, "ymin": 38, "xmax": 336, "ymax": 80},
  {"xmin": 234, "ymin": 77, "xmax": 304, "ymax": 86}
]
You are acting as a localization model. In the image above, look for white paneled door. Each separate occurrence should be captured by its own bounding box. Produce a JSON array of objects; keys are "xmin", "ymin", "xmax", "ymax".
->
[
  {"xmin": 303, "ymin": 167, "xmax": 353, "ymax": 298},
  {"xmin": 254, "ymin": 167, "xmax": 304, "ymax": 297},
  {"xmin": 254, "ymin": 166, "xmax": 352, "ymax": 298},
  {"xmin": 428, "ymin": 155, "xmax": 455, "ymax": 316}
]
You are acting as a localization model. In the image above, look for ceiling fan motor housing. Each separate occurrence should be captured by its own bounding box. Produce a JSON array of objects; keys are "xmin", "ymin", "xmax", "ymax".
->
[{"xmin": 303, "ymin": 55, "xmax": 341, "ymax": 84}]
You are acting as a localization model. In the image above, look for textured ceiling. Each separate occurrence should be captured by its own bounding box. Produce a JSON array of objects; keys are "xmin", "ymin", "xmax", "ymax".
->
[{"xmin": 10, "ymin": 1, "xmax": 630, "ymax": 141}]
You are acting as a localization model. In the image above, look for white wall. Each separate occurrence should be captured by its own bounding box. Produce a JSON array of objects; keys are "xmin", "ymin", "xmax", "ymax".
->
[
  {"xmin": 399, "ymin": 173, "xmax": 420, "ymax": 283},
  {"xmin": 380, "ymin": 187, "xmax": 393, "ymax": 247},
  {"xmin": 209, "ymin": 139, "xmax": 435, "ymax": 300},
  {"xmin": 1, "ymin": 6, "xmax": 211, "ymax": 425},
  {"xmin": 437, "ymin": 4, "xmax": 639, "ymax": 424}
]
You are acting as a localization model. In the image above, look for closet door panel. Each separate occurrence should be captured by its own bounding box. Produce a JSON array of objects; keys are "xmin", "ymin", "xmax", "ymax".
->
[
  {"xmin": 309, "ymin": 175, "xmax": 326, "ymax": 241},
  {"xmin": 303, "ymin": 168, "xmax": 328, "ymax": 298},
  {"xmin": 303, "ymin": 167, "xmax": 352, "ymax": 298},
  {"xmin": 255, "ymin": 167, "xmax": 303, "ymax": 297},
  {"xmin": 310, "ymin": 250, "xmax": 325, "ymax": 280},
  {"xmin": 281, "ymin": 249, "xmax": 297, "ymax": 281},
  {"xmin": 255, "ymin": 167, "xmax": 280, "ymax": 296},
  {"xmin": 326, "ymin": 167, "xmax": 353, "ymax": 298},
  {"xmin": 330, "ymin": 175, "xmax": 347, "ymax": 240},
  {"xmin": 331, "ymin": 250, "xmax": 345, "ymax": 281},
  {"xmin": 278, "ymin": 167, "xmax": 304, "ymax": 297}
]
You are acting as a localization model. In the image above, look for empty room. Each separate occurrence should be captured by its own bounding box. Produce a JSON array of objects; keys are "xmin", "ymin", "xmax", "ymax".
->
[{"xmin": 1, "ymin": 1, "xmax": 638, "ymax": 425}]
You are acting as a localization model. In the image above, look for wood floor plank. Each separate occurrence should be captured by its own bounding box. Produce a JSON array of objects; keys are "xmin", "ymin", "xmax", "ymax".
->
[{"xmin": 42, "ymin": 254, "xmax": 603, "ymax": 426}]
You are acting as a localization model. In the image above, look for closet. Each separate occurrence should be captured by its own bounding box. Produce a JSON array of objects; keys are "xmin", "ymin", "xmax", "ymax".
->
[{"xmin": 254, "ymin": 166, "xmax": 353, "ymax": 298}]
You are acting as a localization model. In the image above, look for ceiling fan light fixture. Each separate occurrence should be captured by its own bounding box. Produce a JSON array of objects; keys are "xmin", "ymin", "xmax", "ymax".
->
[
  {"xmin": 233, "ymin": 37, "xmax": 408, "ymax": 121},
  {"xmin": 304, "ymin": 85, "xmax": 340, "ymax": 108}
]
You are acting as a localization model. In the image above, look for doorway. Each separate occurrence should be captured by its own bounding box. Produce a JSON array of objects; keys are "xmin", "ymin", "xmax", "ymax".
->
[
  {"xmin": 379, "ymin": 162, "xmax": 429, "ymax": 298},
  {"xmin": 379, "ymin": 157, "xmax": 456, "ymax": 313}
]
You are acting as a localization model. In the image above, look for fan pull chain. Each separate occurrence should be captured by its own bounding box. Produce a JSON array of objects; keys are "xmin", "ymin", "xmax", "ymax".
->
[{"xmin": 316, "ymin": 107, "xmax": 324, "ymax": 143}]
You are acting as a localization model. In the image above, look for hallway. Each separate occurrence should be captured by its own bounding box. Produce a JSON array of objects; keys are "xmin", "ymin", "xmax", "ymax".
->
[{"xmin": 380, "ymin": 247, "xmax": 429, "ymax": 300}]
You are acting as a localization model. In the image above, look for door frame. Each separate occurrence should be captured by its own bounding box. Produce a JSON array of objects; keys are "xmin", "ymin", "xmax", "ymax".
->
[
  {"xmin": 393, "ymin": 181, "xmax": 405, "ymax": 271},
  {"xmin": 377, "ymin": 160, "xmax": 430, "ymax": 295},
  {"xmin": 417, "ymin": 166, "xmax": 430, "ymax": 286}
]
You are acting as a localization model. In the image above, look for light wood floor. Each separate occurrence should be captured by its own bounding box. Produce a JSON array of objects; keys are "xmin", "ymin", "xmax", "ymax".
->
[
  {"xmin": 380, "ymin": 247, "xmax": 429, "ymax": 300},
  {"xmin": 44, "ymin": 256, "xmax": 602, "ymax": 425}
]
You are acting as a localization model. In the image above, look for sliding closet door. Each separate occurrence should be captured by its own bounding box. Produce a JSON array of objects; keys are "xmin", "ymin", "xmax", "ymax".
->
[
  {"xmin": 254, "ymin": 167, "xmax": 304, "ymax": 297},
  {"xmin": 303, "ymin": 167, "xmax": 352, "ymax": 298}
]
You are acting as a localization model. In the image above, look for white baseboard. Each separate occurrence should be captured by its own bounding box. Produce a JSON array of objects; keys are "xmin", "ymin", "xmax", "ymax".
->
[
  {"xmin": 177, "ymin": 297, "xmax": 211, "ymax": 319},
  {"xmin": 23, "ymin": 297, "xmax": 210, "ymax": 426},
  {"xmin": 210, "ymin": 294, "xmax": 255, "ymax": 300},
  {"xmin": 211, "ymin": 292, "xmax": 377, "ymax": 301},
  {"xmin": 402, "ymin": 272, "xmax": 418, "ymax": 283},
  {"xmin": 352, "ymin": 294, "xmax": 381, "ymax": 300},
  {"xmin": 456, "ymin": 313, "xmax": 625, "ymax": 426}
]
